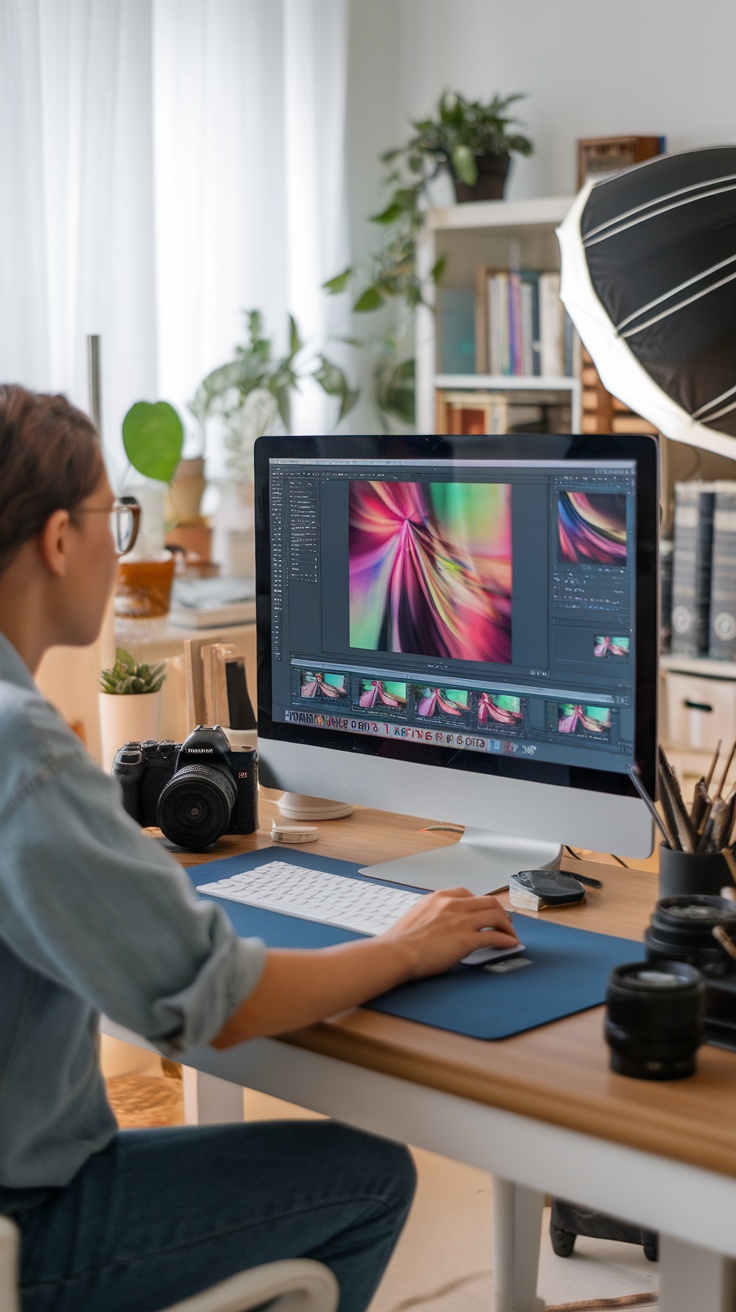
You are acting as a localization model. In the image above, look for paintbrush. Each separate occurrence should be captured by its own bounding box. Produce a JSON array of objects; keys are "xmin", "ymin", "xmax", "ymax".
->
[
  {"xmin": 715, "ymin": 738, "xmax": 736, "ymax": 800},
  {"xmin": 627, "ymin": 766, "xmax": 676, "ymax": 848},
  {"xmin": 698, "ymin": 797, "xmax": 729, "ymax": 853},
  {"xmin": 653, "ymin": 771, "xmax": 682, "ymax": 855},
  {"xmin": 658, "ymin": 753, "xmax": 696, "ymax": 852},
  {"xmin": 721, "ymin": 846, "xmax": 736, "ymax": 888},
  {"xmin": 690, "ymin": 777, "xmax": 709, "ymax": 830},
  {"xmin": 705, "ymin": 739, "xmax": 722, "ymax": 792},
  {"xmin": 712, "ymin": 924, "xmax": 736, "ymax": 963},
  {"xmin": 658, "ymin": 744, "xmax": 690, "ymax": 812},
  {"xmin": 724, "ymin": 788, "xmax": 736, "ymax": 848}
]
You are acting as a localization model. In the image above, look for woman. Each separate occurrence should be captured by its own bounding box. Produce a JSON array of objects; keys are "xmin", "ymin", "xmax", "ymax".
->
[{"xmin": 0, "ymin": 385, "xmax": 518, "ymax": 1312}]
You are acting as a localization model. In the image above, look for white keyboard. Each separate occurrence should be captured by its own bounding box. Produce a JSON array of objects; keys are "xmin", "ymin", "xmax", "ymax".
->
[{"xmin": 197, "ymin": 859, "xmax": 523, "ymax": 966}]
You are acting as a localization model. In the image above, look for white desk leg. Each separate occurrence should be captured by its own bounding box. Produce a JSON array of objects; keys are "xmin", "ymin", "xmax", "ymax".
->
[
  {"xmin": 659, "ymin": 1236, "xmax": 736, "ymax": 1312},
  {"xmin": 491, "ymin": 1177, "xmax": 545, "ymax": 1312},
  {"xmin": 182, "ymin": 1069, "xmax": 245, "ymax": 1125}
]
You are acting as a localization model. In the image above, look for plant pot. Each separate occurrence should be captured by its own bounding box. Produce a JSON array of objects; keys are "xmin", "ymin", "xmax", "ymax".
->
[
  {"xmin": 449, "ymin": 151, "xmax": 511, "ymax": 203},
  {"xmin": 99, "ymin": 689, "xmax": 162, "ymax": 771},
  {"xmin": 114, "ymin": 551, "xmax": 176, "ymax": 619},
  {"xmin": 165, "ymin": 457, "xmax": 206, "ymax": 527},
  {"xmin": 212, "ymin": 481, "xmax": 256, "ymax": 578},
  {"xmin": 658, "ymin": 842, "xmax": 735, "ymax": 899}
]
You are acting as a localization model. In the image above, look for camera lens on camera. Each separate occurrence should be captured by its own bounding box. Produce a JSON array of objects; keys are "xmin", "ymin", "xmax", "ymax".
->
[
  {"xmin": 157, "ymin": 763, "xmax": 237, "ymax": 850},
  {"xmin": 604, "ymin": 960, "xmax": 704, "ymax": 1080},
  {"xmin": 645, "ymin": 895, "xmax": 736, "ymax": 977}
]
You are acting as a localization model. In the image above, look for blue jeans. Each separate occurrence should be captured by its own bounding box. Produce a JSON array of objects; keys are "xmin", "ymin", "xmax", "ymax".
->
[{"xmin": 14, "ymin": 1121, "xmax": 416, "ymax": 1312}]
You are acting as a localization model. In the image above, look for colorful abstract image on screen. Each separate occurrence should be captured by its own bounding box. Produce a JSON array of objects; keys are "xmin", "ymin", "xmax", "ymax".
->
[
  {"xmin": 300, "ymin": 671, "xmax": 347, "ymax": 700},
  {"xmin": 349, "ymin": 481, "xmax": 512, "ymax": 662},
  {"xmin": 477, "ymin": 692, "xmax": 523, "ymax": 729},
  {"xmin": 415, "ymin": 687, "xmax": 470, "ymax": 719},
  {"xmin": 558, "ymin": 492, "xmax": 627, "ymax": 565},
  {"xmin": 558, "ymin": 704, "xmax": 612, "ymax": 735},
  {"xmin": 594, "ymin": 635, "xmax": 630, "ymax": 659},
  {"xmin": 358, "ymin": 679, "xmax": 408, "ymax": 710}
]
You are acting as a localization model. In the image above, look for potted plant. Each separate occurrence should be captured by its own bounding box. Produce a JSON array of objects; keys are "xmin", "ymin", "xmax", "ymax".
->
[
  {"xmin": 326, "ymin": 91, "xmax": 533, "ymax": 314},
  {"xmin": 323, "ymin": 92, "xmax": 533, "ymax": 427},
  {"xmin": 189, "ymin": 309, "xmax": 357, "ymax": 444},
  {"xmin": 189, "ymin": 311, "xmax": 357, "ymax": 576},
  {"xmin": 403, "ymin": 90, "xmax": 534, "ymax": 202},
  {"xmin": 115, "ymin": 400, "xmax": 184, "ymax": 619},
  {"xmin": 98, "ymin": 647, "xmax": 167, "ymax": 770}
]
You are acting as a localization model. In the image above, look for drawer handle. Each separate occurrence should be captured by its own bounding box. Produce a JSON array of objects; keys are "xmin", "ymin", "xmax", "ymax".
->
[{"xmin": 683, "ymin": 699, "xmax": 714, "ymax": 713}]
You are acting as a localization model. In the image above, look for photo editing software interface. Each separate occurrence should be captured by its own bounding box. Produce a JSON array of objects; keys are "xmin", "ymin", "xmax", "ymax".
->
[{"xmin": 267, "ymin": 456, "xmax": 636, "ymax": 777}]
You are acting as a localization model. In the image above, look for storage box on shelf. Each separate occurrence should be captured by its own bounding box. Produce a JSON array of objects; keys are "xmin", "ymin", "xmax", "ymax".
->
[{"xmin": 660, "ymin": 652, "xmax": 736, "ymax": 780}]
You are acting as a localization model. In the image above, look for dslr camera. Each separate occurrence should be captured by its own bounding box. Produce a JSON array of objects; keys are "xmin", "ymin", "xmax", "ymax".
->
[{"xmin": 112, "ymin": 725, "xmax": 258, "ymax": 851}]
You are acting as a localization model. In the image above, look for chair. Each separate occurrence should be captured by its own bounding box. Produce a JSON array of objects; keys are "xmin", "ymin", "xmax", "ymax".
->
[{"xmin": 0, "ymin": 1213, "xmax": 338, "ymax": 1312}]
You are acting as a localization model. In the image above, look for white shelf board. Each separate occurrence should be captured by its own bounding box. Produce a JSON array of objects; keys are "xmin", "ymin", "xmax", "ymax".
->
[
  {"xmin": 427, "ymin": 196, "xmax": 573, "ymax": 233},
  {"xmin": 435, "ymin": 374, "xmax": 579, "ymax": 391},
  {"xmin": 661, "ymin": 653, "xmax": 736, "ymax": 680}
]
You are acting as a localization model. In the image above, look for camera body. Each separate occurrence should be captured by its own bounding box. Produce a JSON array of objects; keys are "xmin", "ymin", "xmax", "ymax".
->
[{"xmin": 112, "ymin": 725, "xmax": 258, "ymax": 851}]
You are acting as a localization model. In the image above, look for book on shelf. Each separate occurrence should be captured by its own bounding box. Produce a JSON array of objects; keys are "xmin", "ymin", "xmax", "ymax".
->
[
  {"xmin": 168, "ymin": 575, "xmax": 256, "ymax": 629},
  {"xmin": 435, "ymin": 390, "xmax": 509, "ymax": 435},
  {"xmin": 436, "ymin": 285, "xmax": 476, "ymax": 374},
  {"xmin": 670, "ymin": 482, "xmax": 717, "ymax": 656},
  {"xmin": 435, "ymin": 387, "xmax": 570, "ymax": 436},
  {"xmin": 709, "ymin": 482, "xmax": 736, "ymax": 660},
  {"xmin": 475, "ymin": 265, "xmax": 571, "ymax": 378}
]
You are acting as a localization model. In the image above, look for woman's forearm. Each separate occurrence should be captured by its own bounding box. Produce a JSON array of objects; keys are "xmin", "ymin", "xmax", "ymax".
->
[{"xmin": 210, "ymin": 937, "xmax": 418, "ymax": 1047}]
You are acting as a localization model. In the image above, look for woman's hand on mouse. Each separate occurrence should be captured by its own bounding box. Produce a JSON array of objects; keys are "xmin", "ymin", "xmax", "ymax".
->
[{"xmin": 380, "ymin": 887, "xmax": 519, "ymax": 979}]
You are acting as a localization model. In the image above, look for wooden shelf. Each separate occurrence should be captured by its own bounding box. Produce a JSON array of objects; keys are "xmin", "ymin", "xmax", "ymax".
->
[
  {"xmin": 417, "ymin": 197, "xmax": 581, "ymax": 433},
  {"xmin": 426, "ymin": 196, "xmax": 573, "ymax": 233},
  {"xmin": 661, "ymin": 652, "xmax": 736, "ymax": 680},
  {"xmin": 435, "ymin": 374, "xmax": 580, "ymax": 392}
]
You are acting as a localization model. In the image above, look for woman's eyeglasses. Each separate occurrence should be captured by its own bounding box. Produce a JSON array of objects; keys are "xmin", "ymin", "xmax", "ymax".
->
[{"xmin": 76, "ymin": 496, "xmax": 141, "ymax": 556}]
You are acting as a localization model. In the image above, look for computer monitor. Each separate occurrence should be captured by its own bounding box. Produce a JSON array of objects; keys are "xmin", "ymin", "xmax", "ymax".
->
[{"xmin": 254, "ymin": 432, "xmax": 658, "ymax": 893}]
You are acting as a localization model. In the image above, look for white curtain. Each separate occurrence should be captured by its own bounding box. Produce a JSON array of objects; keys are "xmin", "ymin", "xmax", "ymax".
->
[{"xmin": 0, "ymin": 0, "xmax": 351, "ymax": 481}]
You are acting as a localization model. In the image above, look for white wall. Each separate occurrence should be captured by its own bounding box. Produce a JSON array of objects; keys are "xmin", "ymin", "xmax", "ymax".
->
[{"xmin": 394, "ymin": 0, "xmax": 736, "ymax": 200}]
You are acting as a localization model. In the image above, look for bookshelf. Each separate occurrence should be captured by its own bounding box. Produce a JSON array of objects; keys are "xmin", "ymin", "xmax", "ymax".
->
[{"xmin": 415, "ymin": 196, "xmax": 582, "ymax": 435}]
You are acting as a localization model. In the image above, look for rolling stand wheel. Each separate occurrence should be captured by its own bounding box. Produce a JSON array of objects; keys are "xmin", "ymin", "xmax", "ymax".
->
[
  {"xmin": 550, "ymin": 1224, "xmax": 576, "ymax": 1257},
  {"xmin": 643, "ymin": 1232, "xmax": 659, "ymax": 1262},
  {"xmin": 550, "ymin": 1199, "xmax": 659, "ymax": 1262}
]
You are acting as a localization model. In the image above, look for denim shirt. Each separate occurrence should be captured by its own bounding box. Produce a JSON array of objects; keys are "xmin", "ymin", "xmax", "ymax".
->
[{"xmin": 0, "ymin": 633, "xmax": 265, "ymax": 1207}]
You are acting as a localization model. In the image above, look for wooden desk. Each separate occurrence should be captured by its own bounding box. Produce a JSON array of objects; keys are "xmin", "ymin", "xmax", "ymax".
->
[{"xmin": 108, "ymin": 794, "xmax": 736, "ymax": 1312}]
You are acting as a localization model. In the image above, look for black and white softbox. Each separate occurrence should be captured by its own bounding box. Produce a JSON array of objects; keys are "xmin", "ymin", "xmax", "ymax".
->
[{"xmin": 558, "ymin": 146, "xmax": 736, "ymax": 459}]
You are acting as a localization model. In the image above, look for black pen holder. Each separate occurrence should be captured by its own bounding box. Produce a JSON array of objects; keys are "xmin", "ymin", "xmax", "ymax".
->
[{"xmin": 658, "ymin": 843, "xmax": 735, "ymax": 899}]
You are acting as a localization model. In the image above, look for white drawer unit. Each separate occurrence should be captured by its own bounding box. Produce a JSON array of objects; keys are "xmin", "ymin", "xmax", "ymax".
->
[{"xmin": 665, "ymin": 669, "xmax": 736, "ymax": 752}]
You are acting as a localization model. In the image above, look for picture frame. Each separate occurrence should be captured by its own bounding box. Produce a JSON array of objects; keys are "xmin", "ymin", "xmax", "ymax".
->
[{"xmin": 576, "ymin": 135, "xmax": 664, "ymax": 189}]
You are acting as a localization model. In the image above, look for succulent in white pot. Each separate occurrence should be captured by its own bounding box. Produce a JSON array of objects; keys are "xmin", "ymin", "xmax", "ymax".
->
[{"xmin": 98, "ymin": 648, "xmax": 166, "ymax": 771}]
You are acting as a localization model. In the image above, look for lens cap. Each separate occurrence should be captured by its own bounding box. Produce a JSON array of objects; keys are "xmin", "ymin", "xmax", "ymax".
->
[{"xmin": 511, "ymin": 870, "xmax": 586, "ymax": 906}]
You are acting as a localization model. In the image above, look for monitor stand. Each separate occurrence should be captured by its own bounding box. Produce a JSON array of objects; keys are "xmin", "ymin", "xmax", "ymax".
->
[
  {"xmin": 277, "ymin": 792, "xmax": 354, "ymax": 821},
  {"xmin": 360, "ymin": 827, "xmax": 562, "ymax": 895}
]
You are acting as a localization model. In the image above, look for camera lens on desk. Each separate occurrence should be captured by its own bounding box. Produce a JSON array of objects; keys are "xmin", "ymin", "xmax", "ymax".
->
[
  {"xmin": 644, "ymin": 895, "xmax": 736, "ymax": 1050},
  {"xmin": 605, "ymin": 961, "xmax": 704, "ymax": 1080},
  {"xmin": 645, "ymin": 896, "xmax": 736, "ymax": 976}
]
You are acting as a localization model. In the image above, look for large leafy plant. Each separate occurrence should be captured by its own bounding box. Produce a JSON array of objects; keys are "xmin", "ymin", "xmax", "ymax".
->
[
  {"xmin": 122, "ymin": 401, "xmax": 184, "ymax": 484},
  {"xmin": 323, "ymin": 92, "xmax": 532, "ymax": 428},
  {"xmin": 324, "ymin": 92, "xmax": 533, "ymax": 317},
  {"xmin": 189, "ymin": 311, "xmax": 357, "ymax": 474}
]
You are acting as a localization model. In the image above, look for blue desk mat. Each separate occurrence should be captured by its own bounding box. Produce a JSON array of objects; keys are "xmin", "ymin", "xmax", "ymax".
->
[{"xmin": 187, "ymin": 847, "xmax": 641, "ymax": 1041}]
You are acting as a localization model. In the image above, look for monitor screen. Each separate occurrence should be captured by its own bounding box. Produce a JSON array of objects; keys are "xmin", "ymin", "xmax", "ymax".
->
[{"xmin": 255, "ymin": 433, "xmax": 658, "ymax": 876}]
